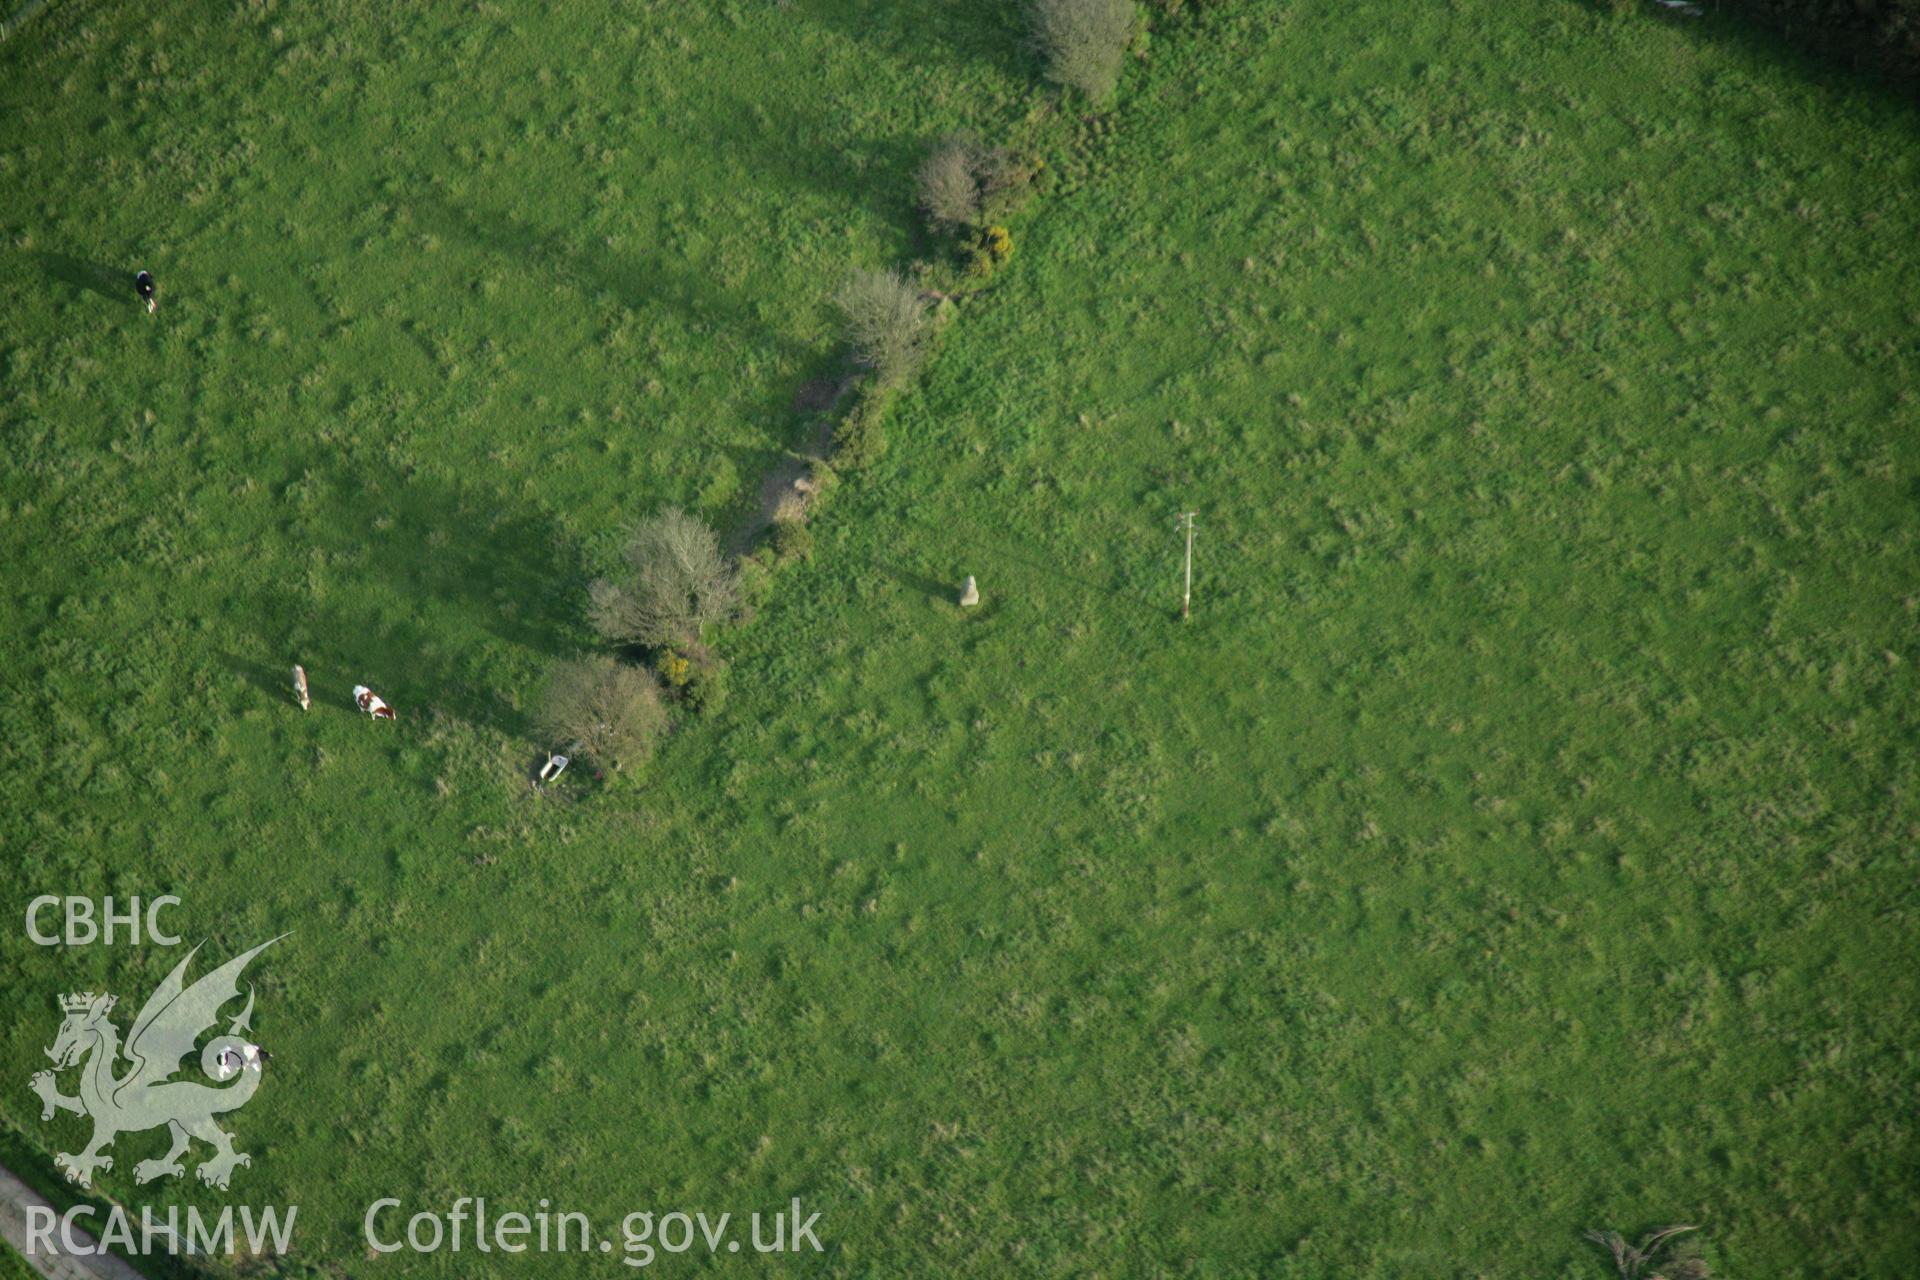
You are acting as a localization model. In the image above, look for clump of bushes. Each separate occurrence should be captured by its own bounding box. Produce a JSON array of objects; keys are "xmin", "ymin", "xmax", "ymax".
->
[
  {"xmin": 770, "ymin": 514, "xmax": 814, "ymax": 563},
  {"xmin": 656, "ymin": 651, "xmax": 692, "ymax": 688},
  {"xmin": 657, "ymin": 639, "xmax": 728, "ymax": 714},
  {"xmin": 967, "ymin": 224, "xmax": 1016, "ymax": 278},
  {"xmin": 735, "ymin": 549, "xmax": 777, "ymax": 617},
  {"xmin": 536, "ymin": 655, "xmax": 668, "ymax": 774},
  {"xmin": 579, "ymin": 506, "xmax": 740, "ymax": 726},
  {"xmin": 832, "ymin": 267, "xmax": 933, "ymax": 391},
  {"xmin": 840, "ymin": 129, "xmax": 1039, "ymax": 479},
  {"xmin": 588, "ymin": 506, "xmax": 739, "ymax": 650},
  {"xmin": 764, "ymin": 489, "xmax": 815, "ymax": 563},
  {"xmin": 1029, "ymin": 0, "xmax": 1138, "ymax": 101},
  {"xmin": 915, "ymin": 131, "xmax": 1036, "ymax": 233},
  {"xmin": 830, "ymin": 388, "xmax": 889, "ymax": 471}
]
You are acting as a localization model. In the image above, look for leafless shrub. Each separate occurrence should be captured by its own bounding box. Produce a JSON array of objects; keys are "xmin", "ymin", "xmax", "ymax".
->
[
  {"xmin": 588, "ymin": 507, "xmax": 739, "ymax": 648},
  {"xmin": 973, "ymin": 142, "xmax": 1029, "ymax": 207},
  {"xmin": 833, "ymin": 267, "xmax": 930, "ymax": 389},
  {"xmin": 1584, "ymin": 1225, "xmax": 1711, "ymax": 1280},
  {"xmin": 917, "ymin": 133, "xmax": 983, "ymax": 228},
  {"xmin": 917, "ymin": 131, "xmax": 1031, "ymax": 232},
  {"xmin": 536, "ymin": 655, "xmax": 668, "ymax": 772},
  {"xmin": 1029, "ymin": 0, "xmax": 1136, "ymax": 101}
]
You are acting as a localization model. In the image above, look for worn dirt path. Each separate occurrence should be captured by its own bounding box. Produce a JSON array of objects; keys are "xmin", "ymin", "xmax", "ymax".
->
[{"xmin": 0, "ymin": 1162, "xmax": 148, "ymax": 1280}]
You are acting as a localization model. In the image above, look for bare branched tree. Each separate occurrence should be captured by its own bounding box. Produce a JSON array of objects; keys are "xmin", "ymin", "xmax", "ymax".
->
[
  {"xmin": 1584, "ymin": 1225, "xmax": 1710, "ymax": 1280},
  {"xmin": 832, "ymin": 267, "xmax": 931, "ymax": 389},
  {"xmin": 917, "ymin": 132, "xmax": 983, "ymax": 228},
  {"xmin": 536, "ymin": 655, "xmax": 668, "ymax": 772},
  {"xmin": 588, "ymin": 507, "xmax": 739, "ymax": 648},
  {"xmin": 916, "ymin": 131, "xmax": 1026, "ymax": 232},
  {"xmin": 1028, "ymin": 0, "xmax": 1136, "ymax": 102}
]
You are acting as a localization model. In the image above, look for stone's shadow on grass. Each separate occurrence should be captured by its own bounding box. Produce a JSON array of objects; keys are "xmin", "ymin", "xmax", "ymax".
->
[
  {"xmin": 878, "ymin": 562, "xmax": 956, "ymax": 606},
  {"xmin": 26, "ymin": 250, "xmax": 129, "ymax": 304},
  {"xmin": 415, "ymin": 197, "xmax": 801, "ymax": 366},
  {"xmin": 892, "ymin": 507, "xmax": 1154, "ymax": 608},
  {"xmin": 236, "ymin": 468, "xmax": 582, "ymax": 740}
]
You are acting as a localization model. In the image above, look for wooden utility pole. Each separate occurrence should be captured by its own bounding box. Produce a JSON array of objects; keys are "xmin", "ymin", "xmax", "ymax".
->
[{"xmin": 1177, "ymin": 511, "xmax": 1196, "ymax": 620}]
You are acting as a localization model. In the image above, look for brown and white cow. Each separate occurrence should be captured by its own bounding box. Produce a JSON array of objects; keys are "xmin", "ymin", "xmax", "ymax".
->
[{"xmin": 352, "ymin": 684, "xmax": 396, "ymax": 720}]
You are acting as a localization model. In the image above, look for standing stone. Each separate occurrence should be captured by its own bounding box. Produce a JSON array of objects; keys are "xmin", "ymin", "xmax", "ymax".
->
[{"xmin": 958, "ymin": 575, "xmax": 979, "ymax": 608}]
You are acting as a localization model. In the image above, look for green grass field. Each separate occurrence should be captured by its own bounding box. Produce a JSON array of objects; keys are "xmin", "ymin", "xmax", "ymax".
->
[
  {"xmin": 3, "ymin": 0, "xmax": 1917, "ymax": 1276},
  {"xmin": 0, "ymin": 1242, "xmax": 37, "ymax": 1280}
]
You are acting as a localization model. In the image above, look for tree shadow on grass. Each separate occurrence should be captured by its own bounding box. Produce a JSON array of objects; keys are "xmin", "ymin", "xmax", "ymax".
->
[
  {"xmin": 878, "ymin": 561, "xmax": 956, "ymax": 606},
  {"xmin": 628, "ymin": 0, "xmax": 1031, "ymax": 235},
  {"xmin": 789, "ymin": 0, "xmax": 1034, "ymax": 97},
  {"xmin": 1557, "ymin": 0, "xmax": 1920, "ymax": 115},
  {"xmin": 414, "ymin": 196, "xmax": 802, "ymax": 367},
  {"xmin": 662, "ymin": 84, "xmax": 928, "ymax": 239},
  {"xmin": 227, "ymin": 467, "xmax": 585, "ymax": 740},
  {"xmin": 27, "ymin": 250, "xmax": 131, "ymax": 304}
]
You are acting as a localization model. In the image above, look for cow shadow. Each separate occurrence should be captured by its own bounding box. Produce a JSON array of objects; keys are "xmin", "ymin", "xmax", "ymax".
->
[{"xmin": 29, "ymin": 251, "xmax": 129, "ymax": 304}]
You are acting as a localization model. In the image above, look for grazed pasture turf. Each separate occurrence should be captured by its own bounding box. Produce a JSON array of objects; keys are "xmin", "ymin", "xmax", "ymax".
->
[
  {"xmin": 3, "ymin": 0, "xmax": 1917, "ymax": 1276},
  {"xmin": 0, "ymin": 1240, "xmax": 34, "ymax": 1280}
]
